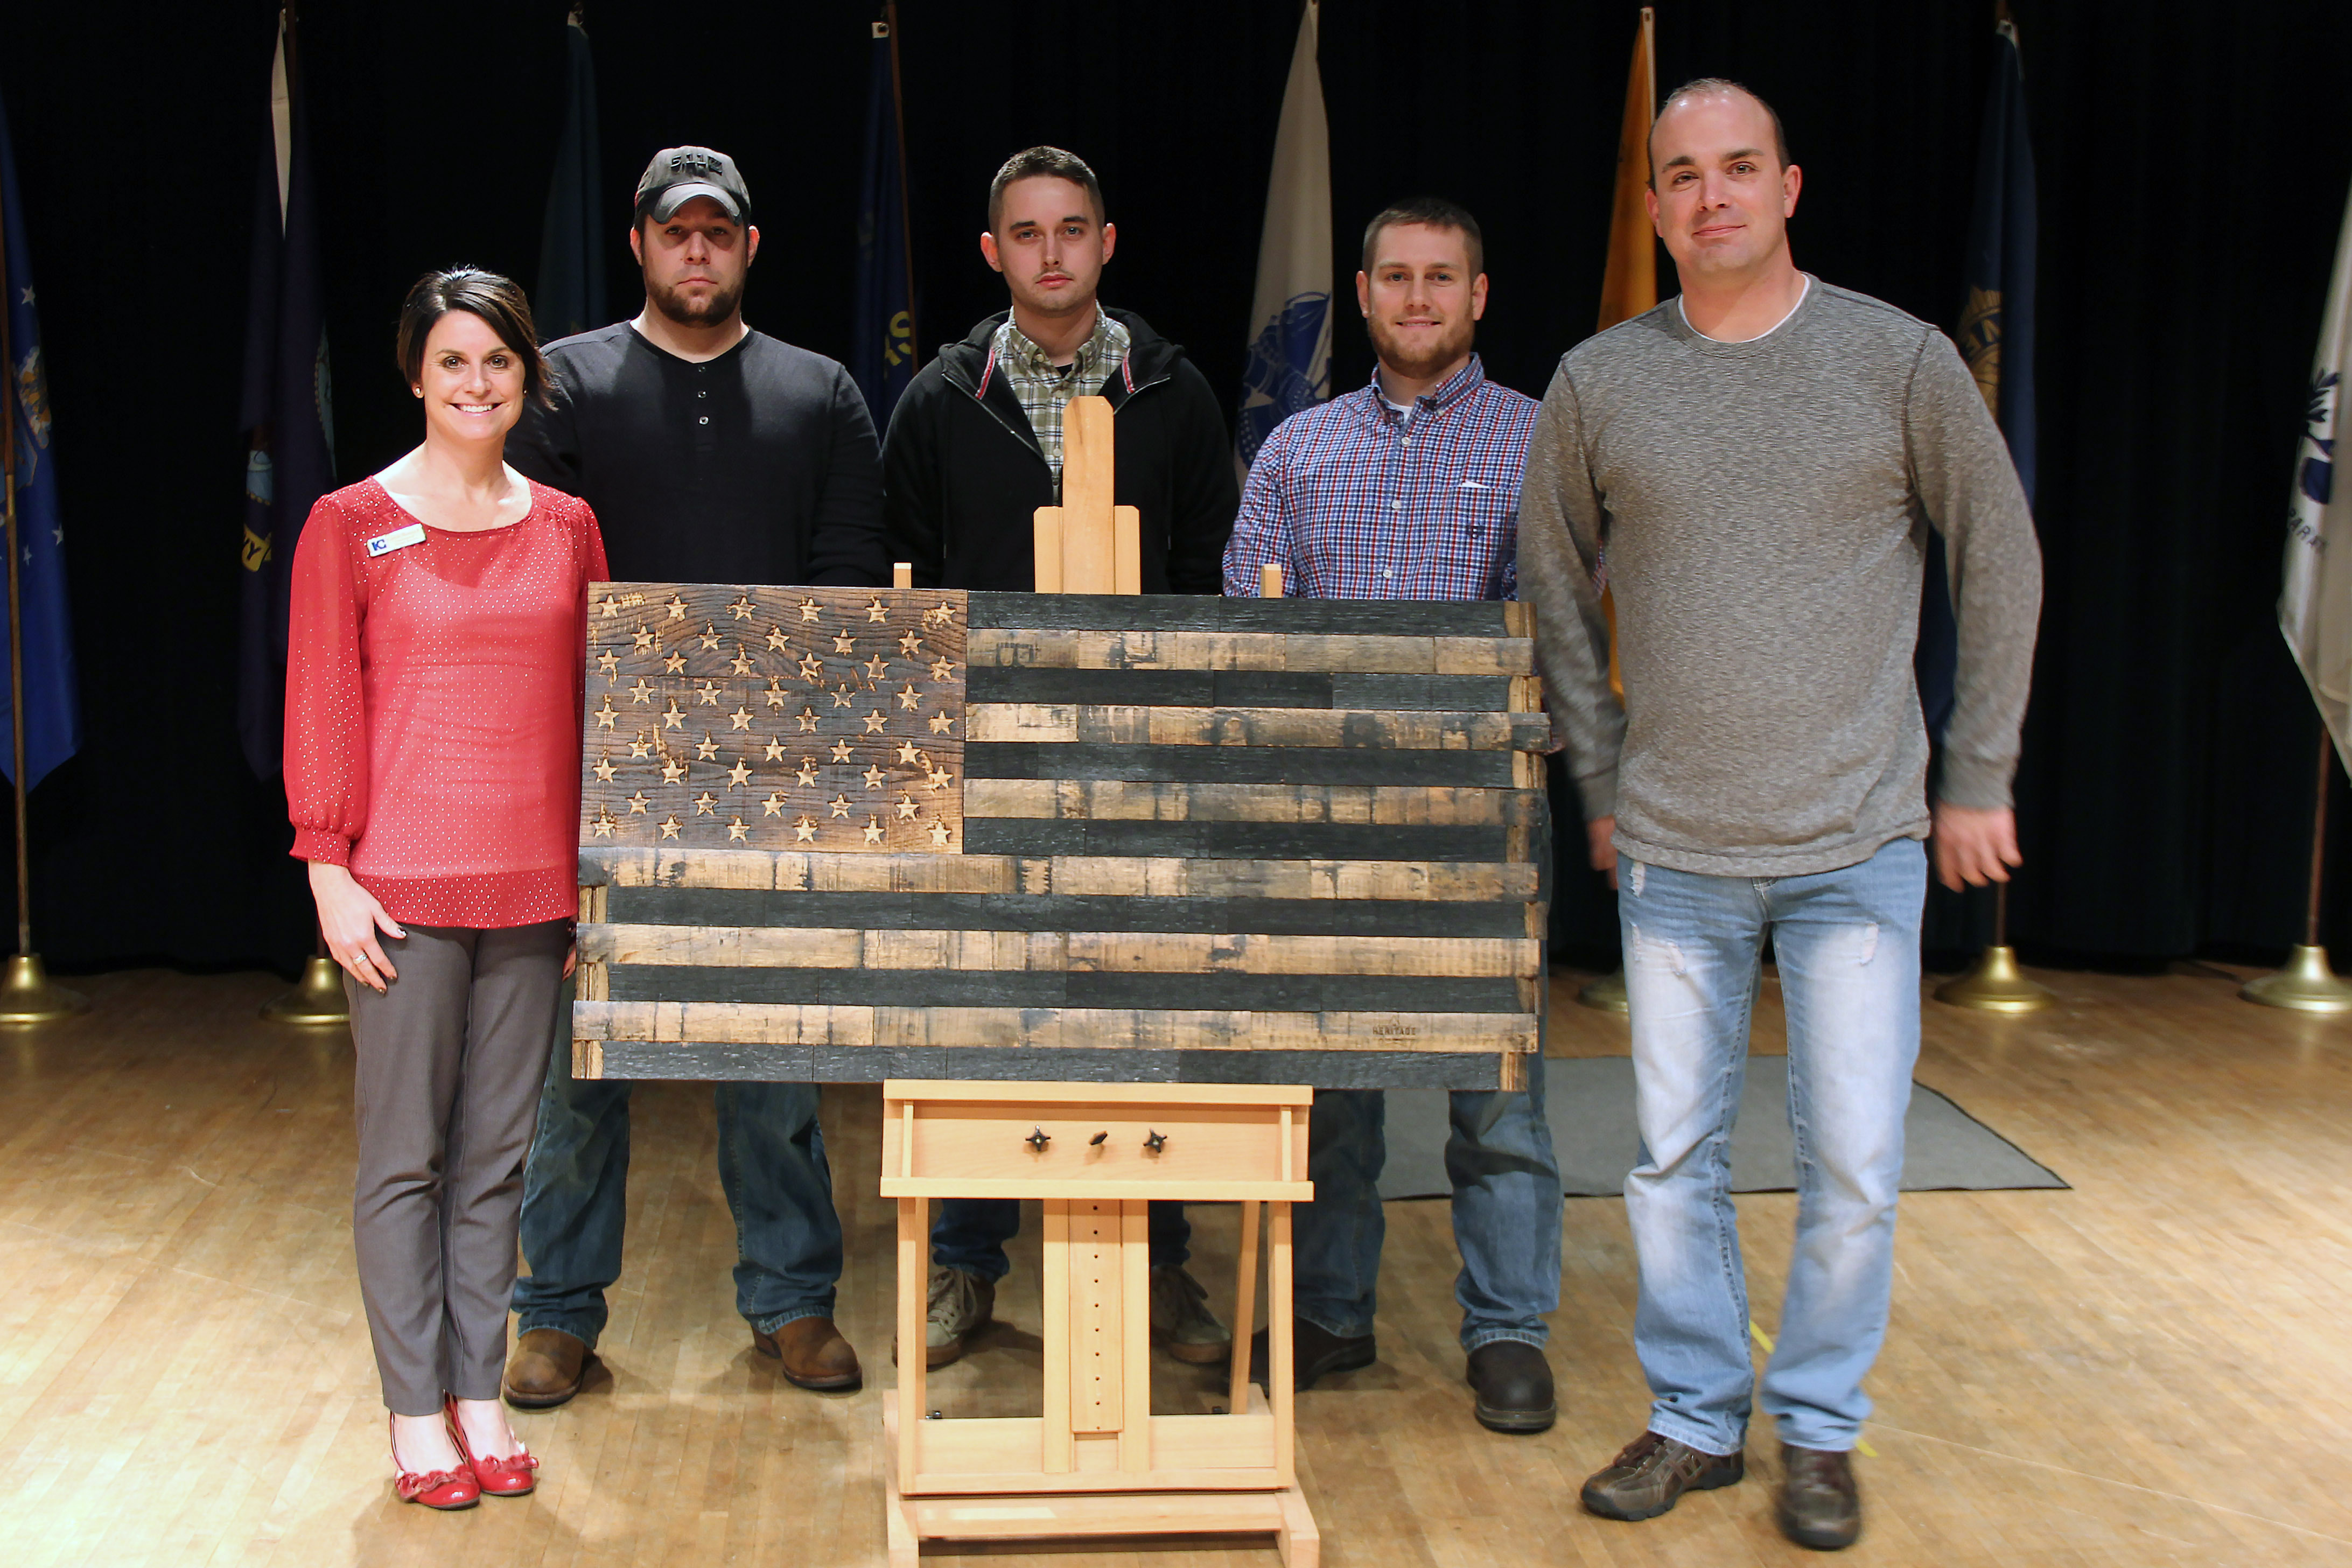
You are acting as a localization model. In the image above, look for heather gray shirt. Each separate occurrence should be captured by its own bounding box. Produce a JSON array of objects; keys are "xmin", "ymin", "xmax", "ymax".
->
[{"xmin": 1518, "ymin": 278, "xmax": 2042, "ymax": 879}]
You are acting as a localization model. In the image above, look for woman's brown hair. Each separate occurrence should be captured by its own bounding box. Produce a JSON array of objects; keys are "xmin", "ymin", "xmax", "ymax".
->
[{"xmin": 394, "ymin": 267, "xmax": 554, "ymax": 409}]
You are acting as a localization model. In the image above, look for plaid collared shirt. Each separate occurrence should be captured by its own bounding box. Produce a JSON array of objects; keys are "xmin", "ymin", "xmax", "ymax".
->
[
  {"xmin": 988, "ymin": 308, "xmax": 1132, "ymax": 492},
  {"xmin": 1222, "ymin": 355, "xmax": 1534, "ymax": 601}
]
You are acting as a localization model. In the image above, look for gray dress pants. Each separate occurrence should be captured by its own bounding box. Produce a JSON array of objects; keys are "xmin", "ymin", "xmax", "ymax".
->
[{"xmin": 347, "ymin": 919, "xmax": 568, "ymax": 1415}]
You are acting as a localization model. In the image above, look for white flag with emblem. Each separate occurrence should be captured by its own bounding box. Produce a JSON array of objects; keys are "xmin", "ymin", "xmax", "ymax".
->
[
  {"xmin": 2283, "ymin": 181, "xmax": 2352, "ymax": 772},
  {"xmin": 1235, "ymin": 0, "xmax": 1332, "ymax": 480}
]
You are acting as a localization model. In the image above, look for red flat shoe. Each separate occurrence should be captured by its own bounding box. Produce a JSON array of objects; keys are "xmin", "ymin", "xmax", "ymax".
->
[
  {"xmin": 444, "ymin": 1395, "xmax": 539, "ymax": 1497},
  {"xmin": 389, "ymin": 1415, "xmax": 480, "ymax": 1510}
]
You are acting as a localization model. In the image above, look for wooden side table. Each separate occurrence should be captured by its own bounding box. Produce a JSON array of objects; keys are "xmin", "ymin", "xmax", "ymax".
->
[{"xmin": 879, "ymin": 1080, "xmax": 1318, "ymax": 1565}]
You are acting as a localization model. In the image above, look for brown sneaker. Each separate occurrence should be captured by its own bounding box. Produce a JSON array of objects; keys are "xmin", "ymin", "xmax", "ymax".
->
[
  {"xmin": 1580, "ymin": 1430, "xmax": 1745, "ymax": 1521},
  {"xmin": 753, "ymin": 1316, "xmax": 863, "ymax": 1391},
  {"xmin": 501, "ymin": 1328, "xmax": 592, "ymax": 1410},
  {"xmin": 1776, "ymin": 1444, "xmax": 1861, "ymax": 1550}
]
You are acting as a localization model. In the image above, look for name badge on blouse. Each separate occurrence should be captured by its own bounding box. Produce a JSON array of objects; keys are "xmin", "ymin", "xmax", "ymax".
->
[{"xmin": 366, "ymin": 523, "xmax": 426, "ymax": 557}]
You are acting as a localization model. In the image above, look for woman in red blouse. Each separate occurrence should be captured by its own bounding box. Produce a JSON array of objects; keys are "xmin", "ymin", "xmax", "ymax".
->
[{"xmin": 284, "ymin": 268, "xmax": 608, "ymax": 1510}]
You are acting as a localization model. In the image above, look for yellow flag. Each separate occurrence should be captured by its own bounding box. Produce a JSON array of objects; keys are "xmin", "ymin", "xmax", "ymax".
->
[{"xmin": 1595, "ymin": 8, "xmax": 1656, "ymax": 701}]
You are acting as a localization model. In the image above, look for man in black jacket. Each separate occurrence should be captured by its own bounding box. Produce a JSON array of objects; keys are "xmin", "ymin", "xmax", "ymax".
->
[{"xmin": 881, "ymin": 147, "xmax": 1238, "ymax": 1367}]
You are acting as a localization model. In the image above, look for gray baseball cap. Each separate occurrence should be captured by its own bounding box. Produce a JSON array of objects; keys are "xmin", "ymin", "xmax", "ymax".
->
[{"xmin": 634, "ymin": 146, "xmax": 752, "ymax": 226}]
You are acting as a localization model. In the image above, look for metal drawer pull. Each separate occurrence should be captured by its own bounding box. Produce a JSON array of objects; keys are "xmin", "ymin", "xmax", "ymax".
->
[
  {"xmin": 1026, "ymin": 1127, "xmax": 1051, "ymax": 1151},
  {"xmin": 1089, "ymin": 1131, "xmax": 1109, "ymax": 1146},
  {"xmin": 1143, "ymin": 1130, "xmax": 1167, "ymax": 1153}
]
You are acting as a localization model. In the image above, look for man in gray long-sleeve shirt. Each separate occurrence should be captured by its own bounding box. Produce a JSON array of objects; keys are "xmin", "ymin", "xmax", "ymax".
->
[{"xmin": 1519, "ymin": 80, "xmax": 2040, "ymax": 1551}]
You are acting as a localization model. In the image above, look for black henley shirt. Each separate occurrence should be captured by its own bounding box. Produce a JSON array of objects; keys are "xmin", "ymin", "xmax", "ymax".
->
[{"xmin": 508, "ymin": 321, "xmax": 890, "ymax": 587}]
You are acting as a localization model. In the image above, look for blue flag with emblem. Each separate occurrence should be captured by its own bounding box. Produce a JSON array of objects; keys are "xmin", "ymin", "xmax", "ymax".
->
[
  {"xmin": 236, "ymin": 15, "xmax": 335, "ymax": 780},
  {"xmin": 0, "ymin": 87, "xmax": 81, "ymax": 790},
  {"xmin": 1236, "ymin": 0, "xmax": 1332, "ymax": 479},
  {"xmin": 1923, "ymin": 14, "xmax": 2038, "ymax": 742},
  {"xmin": 851, "ymin": 7, "xmax": 916, "ymax": 429}
]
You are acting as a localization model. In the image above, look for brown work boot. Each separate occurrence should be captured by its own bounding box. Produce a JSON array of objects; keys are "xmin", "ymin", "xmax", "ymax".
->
[
  {"xmin": 1149, "ymin": 1265, "xmax": 1231, "ymax": 1365},
  {"xmin": 753, "ymin": 1316, "xmax": 863, "ymax": 1390},
  {"xmin": 1579, "ymin": 1430, "xmax": 1745, "ymax": 1521},
  {"xmin": 1776, "ymin": 1444, "xmax": 1862, "ymax": 1550},
  {"xmin": 501, "ymin": 1328, "xmax": 592, "ymax": 1410}
]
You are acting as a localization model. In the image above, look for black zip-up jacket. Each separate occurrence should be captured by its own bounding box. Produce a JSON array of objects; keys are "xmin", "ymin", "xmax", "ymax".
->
[{"xmin": 880, "ymin": 308, "xmax": 1238, "ymax": 593}]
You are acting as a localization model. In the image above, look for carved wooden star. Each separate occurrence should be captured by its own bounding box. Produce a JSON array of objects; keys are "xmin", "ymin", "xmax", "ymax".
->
[
  {"xmin": 862, "ymin": 764, "xmax": 886, "ymax": 789},
  {"xmin": 661, "ymin": 757, "xmax": 687, "ymax": 783},
  {"xmin": 696, "ymin": 682, "xmax": 722, "ymax": 706},
  {"xmin": 729, "ymin": 648, "xmax": 754, "ymax": 675},
  {"xmin": 695, "ymin": 734, "xmax": 720, "ymax": 760},
  {"xmin": 928, "ymin": 711, "xmax": 956, "ymax": 734},
  {"xmin": 829, "ymin": 739, "xmax": 855, "ymax": 762},
  {"xmin": 663, "ymin": 701, "xmax": 684, "ymax": 729},
  {"xmin": 763, "ymin": 737, "xmax": 786, "ymax": 761},
  {"xmin": 694, "ymin": 792, "xmax": 717, "ymax": 815},
  {"xmin": 924, "ymin": 769, "xmax": 951, "ymax": 792},
  {"xmin": 862, "ymin": 817, "xmax": 885, "ymax": 844},
  {"xmin": 627, "ymin": 792, "xmax": 650, "ymax": 814},
  {"xmin": 596, "ymin": 649, "xmax": 620, "ymax": 680},
  {"xmin": 862, "ymin": 654, "xmax": 889, "ymax": 680},
  {"xmin": 766, "ymin": 626, "xmax": 790, "ymax": 651},
  {"xmin": 796, "ymin": 757, "xmax": 820, "ymax": 785},
  {"xmin": 799, "ymin": 598, "xmax": 820, "ymax": 622},
  {"xmin": 593, "ymin": 756, "xmax": 618, "ymax": 782},
  {"xmin": 863, "ymin": 710, "xmax": 887, "ymax": 733},
  {"xmin": 826, "ymin": 687, "xmax": 851, "ymax": 710},
  {"xmin": 700, "ymin": 624, "xmax": 722, "ymax": 650},
  {"xmin": 897, "ymin": 630, "xmax": 923, "ymax": 656},
  {"xmin": 831, "ymin": 631, "xmax": 857, "ymax": 654},
  {"xmin": 601, "ymin": 594, "xmax": 624, "ymax": 618},
  {"xmin": 729, "ymin": 594, "xmax": 755, "ymax": 621},
  {"xmin": 928, "ymin": 820, "xmax": 951, "ymax": 845},
  {"xmin": 660, "ymin": 815, "xmax": 682, "ymax": 838},
  {"xmin": 765, "ymin": 681, "xmax": 788, "ymax": 710},
  {"xmin": 592, "ymin": 810, "xmax": 617, "ymax": 837},
  {"xmin": 895, "ymin": 794, "xmax": 918, "ymax": 820},
  {"xmin": 666, "ymin": 596, "xmax": 688, "ymax": 621},
  {"xmin": 929, "ymin": 657, "xmax": 956, "ymax": 682},
  {"xmin": 663, "ymin": 651, "xmax": 687, "ymax": 674},
  {"xmin": 924, "ymin": 602, "xmax": 955, "ymax": 627},
  {"xmin": 796, "ymin": 708, "xmax": 818, "ymax": 732},
  {"xmin": 727, "ymin": 760, "xmax": 752, "ymax": 788},
  {"xmin": 730, "ymin": 706, "xmax": 754, "ymax": 731},
  {"xmin": 895, "ymin": 740, "xmax": 921, "ymax": 765},
  {"xmin": 727, "ymin": 818, "xmax": 750, "ymax": 842},
  {"xmin": 628, "ymin": 737, "xmax": 651, "ymax": 758},
  {"xmin": 896, "ymin": 684, "xmax": 921, "ymax": 711},
  {"xmin": 794, "ymin": 815, "xmax": 817, "ymax": 842},
  {"xmin": 829, "ymin": 794, "xmax": 852, "ymax": 818},
  {"xmin": 796, "ymin": 654, "xmax": 825, "ymax": 681},
  {"xmin": 629, "ymin": 678, "xmax": 654, "ymax": 704},
  {"xmin": 594, "ymin": 699, "xmax": 617, "ymax": 729},
  {"xmin": 764, "ymin": 792, "xmax": 787, "ymax": 816},
  {"xmin": 633, "ymin": 626, "xmax": 655, "ymax": 650},
  {"xmin": 865, "ymin": 598, "xmax": 889, "ymax": 624}
]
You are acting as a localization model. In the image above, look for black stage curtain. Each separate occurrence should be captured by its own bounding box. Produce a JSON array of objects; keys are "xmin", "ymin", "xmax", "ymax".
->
[{"xmin": 1, "ymin": 1, "xmax": 2347, "ymax": 974}]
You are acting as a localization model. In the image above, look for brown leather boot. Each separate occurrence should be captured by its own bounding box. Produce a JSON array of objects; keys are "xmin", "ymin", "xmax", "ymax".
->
[
  {"xmin": 502, "ymin": 1328, "xmax": 592, "ymax": 1410},
  {"xmin": 753, "ymin": 1317, "xmax": 863, "ymax": 1390},
  {"xmin": 1776, "ymin": 1444, "xmax": 1862, "ymax": 1550}
]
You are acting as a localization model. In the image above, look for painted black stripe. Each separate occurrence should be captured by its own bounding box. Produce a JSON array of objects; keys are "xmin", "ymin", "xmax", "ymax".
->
[
  {"xmin": 964, "ymin": 668, "xmax": 1521, "ymax": 713},
  {"xmin": 590, "ymin": 1040, "xmax": 1510, "ymax": 1090},
  {"xmin": 965, "ymin": 743, "xmax": 1515, "ymax": 787},
  {"xmin": 604, "ymin": 966, "xmax": 1524, "ymax": 1013},
  {"xmin": 960, "ymin": 818, "xmax": 1509, "ymax": 862},
  {"xmin": 604, "ymin": 887, "xmax": 1532, "ymax": 938},
  {"xmin": 966, "ymin": 592, "xmax": 1511, "ymax": 637}
]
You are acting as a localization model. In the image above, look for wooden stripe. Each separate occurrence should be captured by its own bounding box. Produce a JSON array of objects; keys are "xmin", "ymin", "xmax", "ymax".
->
[
  {"xmin": 962, "ymin": 818, "xmax": 1517, "ymax": 863},
  {"xmin": 967, "ymin": 741, "xmax": 1517, "ymax": 787},
  {"xmin": 582, "ymin": 845, "xmax": 1537, "ymax": 900},
  {"xmin": 960, "ymin": 780, "xmax": 1544, "ymax": 827},
  {"xmin": 966, "ymin": 629, "xmax": 1532, "ymax": 677},
  {"xmin": 587, "ymin": 1040, "xmax": 1516, "ymax": 1090},
  {"xmin": 603, "ymin": 967, "xmax": 1529, "ymax": 1013},
  {"xmin": 965, "ymin": 592, "xmax": 1513, "ymax": 638},
  {"xmin": 574, "ymin": 999, "xmax": 1538, "ymax": 1054},
  {"xmin": 582, "ymin": 924, "xmax": 1536, "ymax": 976},
  {"xmin": 963, "ymin": 704, "xmax": 1544, "ymax": 751},
  {"xmin": 965, "ymin": 667, "xmax": 1524, "ymax": 713},
  {"xmin": 602, "ymin": 887, "xmax": 1538, "ymax": 938}
]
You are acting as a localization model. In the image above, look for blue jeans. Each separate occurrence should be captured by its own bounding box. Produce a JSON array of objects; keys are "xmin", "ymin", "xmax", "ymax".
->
[
  {"xmin": 933, "ymin": 1200, "xmax": 1191, "ymax": 1279},
  {"xmin": 512, "ymin": 986, "xmax": 843, "ymax": 1346},
  {"xmin": 1292, "ymin": 1052, "xmax": 1563, "ymax": 1352},
  {"xmin": 1618, "ymin": 836, "xmax": 1926, "ymax": 1455}
]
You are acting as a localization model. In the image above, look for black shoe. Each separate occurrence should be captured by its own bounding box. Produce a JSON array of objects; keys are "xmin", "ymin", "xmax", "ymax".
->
[
  {"xmin": 1246, "ymin": 1317, "xmax": 1376, "ymax": 1390},
  {"xmin": 1776, "ymin": 1444, "xmax": 1861, "ymax": 1550},
  {"xmin": 1465, "ymin": 1341, "xmax": 1556, "ymax": 1433}
]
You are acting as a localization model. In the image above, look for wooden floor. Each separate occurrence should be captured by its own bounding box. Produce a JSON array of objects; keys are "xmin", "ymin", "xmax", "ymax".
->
[{"xmin": 2, "ymin": 961, "xmax": 2348, "ymax": 1566}]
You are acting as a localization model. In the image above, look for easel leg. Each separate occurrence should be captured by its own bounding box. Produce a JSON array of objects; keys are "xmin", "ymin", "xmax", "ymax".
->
[
  {"xmin": 1228, "ymin": 1200, "xmax": 1261, "ymax": 1412},
  {"xmin": 1270, "ymin": 1202, "xmax": 1294, "ymax": 1482},
  {"xmin": 897, "ymin": 1195, "xmax": 928, "ymax": 1486},
  {"xmin": 1276, "ymin": 1480, "xmax": 1321, "ymax": 1567}
]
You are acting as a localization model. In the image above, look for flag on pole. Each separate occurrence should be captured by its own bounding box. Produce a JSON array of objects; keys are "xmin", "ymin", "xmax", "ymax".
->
[
  {"xmin": 535, "ymin": 9, "xmax": 606, "ymax": 345},
  {"xmin": 2281, "ymin": 180, "xmax": 2352, "ymax": 773},
  {"xmin": 236, "ymin": 10, "xmax": 335, "ymax": 780},
  {"xmin": 1927, "ymin": 13, "xmax": 2038, "ymax": 742},
  {"xmin": 1235, "ymin": 0, "xmax": 1331, "ymax": 479},
  {"xmin": 1593, "ymin": 8, "xmax": 1656, "ymax": 704},
  {"xmin": 851, "ymin": 5, "xmax": 916, "ymax": 429},
  {"xmin": 0, "ymin": 86, "xmax": 81, "ymax": 790}
]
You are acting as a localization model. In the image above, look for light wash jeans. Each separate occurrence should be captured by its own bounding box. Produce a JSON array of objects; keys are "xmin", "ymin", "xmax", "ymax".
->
[
  {"xmin": 512, "ymin": 985, "xmax": 843, "ymax": 1346},
  {"xmin": 1618, "ymin": 836, "xmax": 1926, "ymax": 1455},
  {"xmin": 1293, "ymin": 1052, "xmax": 1563, "ymax": 1352}
]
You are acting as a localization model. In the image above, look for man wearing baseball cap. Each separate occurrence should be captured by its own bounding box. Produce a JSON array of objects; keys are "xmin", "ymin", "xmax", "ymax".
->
[{"xmin": 502, "ymin": 146, "xmax": 890, "ymax": 1405}]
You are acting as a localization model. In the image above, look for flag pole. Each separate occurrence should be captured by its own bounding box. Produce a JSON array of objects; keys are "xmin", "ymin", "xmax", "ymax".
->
[
  {"xmin": 2241, "ymin": 729, "xmax": 2352, "ymax": 1011},
  {"xmin": 0, "ymin": 205, "xmax": 86, "ymax": 1023}
]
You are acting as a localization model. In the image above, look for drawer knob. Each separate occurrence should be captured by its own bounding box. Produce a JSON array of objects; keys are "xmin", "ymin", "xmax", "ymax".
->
[
  {"xmin": 1088, "ymin": 1131, "xmax": 1109, "ymax": 1146},
  {"xmin": 1025, "ymin": 1126, "xmax": 1051, "ymax": 1151},
  {"xmin": 1143, "ymin": 1130, "xmax": 1168, "ymax": 1153}
]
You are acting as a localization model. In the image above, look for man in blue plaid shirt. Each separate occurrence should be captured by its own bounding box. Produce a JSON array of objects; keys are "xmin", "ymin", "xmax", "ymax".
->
[{"xmin": 1223, "ymin": 198, "xmax": 1564, "ymax": 1434}]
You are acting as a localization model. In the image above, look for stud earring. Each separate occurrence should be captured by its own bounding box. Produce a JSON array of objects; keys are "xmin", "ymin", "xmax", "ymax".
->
[{"xmin": 412, "ymin": 387, "xmax": 423, "ymax": 397}]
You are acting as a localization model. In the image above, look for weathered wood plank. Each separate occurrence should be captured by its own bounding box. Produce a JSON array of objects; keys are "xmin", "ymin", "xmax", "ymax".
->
[
  {"xmin": 604, "ymin": 966, "xmax": 1528, "ymax": 1013},
  {"xmin": 965, "ymin": 628, "xmax": 1531, "ymax": 677},
  {"xmin": 583, "ymin": 923, "xmax": 1535, "ymax": 976},
  {"xmin": 582, "ymin": 846, "xmax": 1023, "ymax": 892},
  {"xmin": 960, "ymin": 779, "xmax": 1544, "ymax": 827},
  {"xmin": 965, "ymin": 741, "xmax": 1517, "ymax": 788},
  {"xmin": 963, "ymin": 704, "xmax": 1544, "ymax": 752},
  {"xmin": 601, "ymin": 887, "xmax": 1537, "ymax": 937},
  {"xmin": 587, "ymin": 1039, "xmax": 1513, "ymax": 1089},
  {"xmin": 964, "ymin": 593, "xmax": 1513, "ymax": 638},
  {"xmin": 961, "ymin": 818, "xmax": 1510, "ymax": 863}
]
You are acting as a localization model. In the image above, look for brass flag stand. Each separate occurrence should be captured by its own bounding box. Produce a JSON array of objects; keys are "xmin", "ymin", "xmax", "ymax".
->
[
  {"xmin": 1935, "ymin": 882, "xmax": 2054, "ymax": 1012},
  {"xmin": 260, "ymin": 948, "xmax": 351, "ymax": 1026},
  {"xmin": 2242, "ymin": 731, "xmax": 2352, "ymax": 1013}
]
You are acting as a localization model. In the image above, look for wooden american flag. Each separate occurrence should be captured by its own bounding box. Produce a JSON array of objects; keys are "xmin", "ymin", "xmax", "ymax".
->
[{"xmin": 573, "ymin": 584, "xmax": 1551, "ymax": 1090}]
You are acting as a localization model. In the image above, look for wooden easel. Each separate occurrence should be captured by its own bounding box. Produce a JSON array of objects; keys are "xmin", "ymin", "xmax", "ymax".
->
[{"xmin": 879, "ymin": 398, "xmax": 1319, "ymax": 1564}]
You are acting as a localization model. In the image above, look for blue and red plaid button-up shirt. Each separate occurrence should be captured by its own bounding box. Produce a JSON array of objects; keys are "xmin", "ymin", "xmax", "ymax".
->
[{"xmin": 1222, "ymin": 354, "xmax": 1535, "ymax": 602}]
